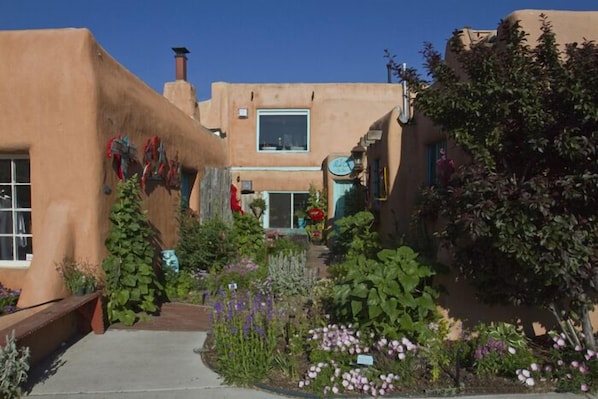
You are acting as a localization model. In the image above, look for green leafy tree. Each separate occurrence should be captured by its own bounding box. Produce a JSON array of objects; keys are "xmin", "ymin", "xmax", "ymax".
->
[
  {"xmin": 393, "ymin": 17, "xmax": 598, "ymax": 347},
  {"xmin": 102, "ymin": 176, "xmax": 163, "ymax": 326}
]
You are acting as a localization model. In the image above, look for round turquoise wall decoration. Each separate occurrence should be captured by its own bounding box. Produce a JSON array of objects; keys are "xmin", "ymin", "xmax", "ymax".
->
[{"xmin": 328, "ymin": 157, "xmax": 354, "ymax": 176}]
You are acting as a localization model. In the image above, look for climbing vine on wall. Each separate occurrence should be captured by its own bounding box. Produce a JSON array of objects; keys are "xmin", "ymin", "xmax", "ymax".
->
[{"xmin": 102, "ymin": 174, "xmax": 163, "ymax": 326}]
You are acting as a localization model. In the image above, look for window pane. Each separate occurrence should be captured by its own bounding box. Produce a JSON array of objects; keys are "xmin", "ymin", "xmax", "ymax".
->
[
  {"xmin": 16, "ymin": 185, "xmax": 31, "ymax": 208},
  {"xmin": 0, "ymin": 235, "xmax": 13, "ymax": 260},
  {"xmin": 15, "ymin": 160, "xmax": 30, "ymax": 183},
  {"xmin": 0, "ymin": 186, "xmax": 11, "ymax": 208},
  {"xmin": 0, "ymin": 160, "xmax": 10, "ymax": 183},
  {"xmin": 293, "ymin": 193, "xmax": 308, "ymax": 211},
  {"xmin": 259, "ymin": 112, "xmax": 308, "ymax": 151},
  {"xmin": 16, "ymin": 211, "xmax": 31, "ymax": 235},
  {"xmin": 17, "ymin": 235, "xmax": 32, "ymax": 261},
  {"xmin": 269, "ymin": 193, "xmax": 291, "ymax": 228}
]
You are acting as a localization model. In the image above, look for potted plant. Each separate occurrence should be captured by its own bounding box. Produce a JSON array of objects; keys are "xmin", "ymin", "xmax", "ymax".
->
[
  {"xmin": 295, "ymin": 209, "xmax": 307, "ymax": 228},
  {"xmin": 249, "ymin": 197, "xmax": 267, "ymax": 218}
]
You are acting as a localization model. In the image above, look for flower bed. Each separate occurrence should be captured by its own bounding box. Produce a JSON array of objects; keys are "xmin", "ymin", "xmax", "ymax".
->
[{"xmin": 0, "ymin": 283, "xmax": 20, "ymax": 315}]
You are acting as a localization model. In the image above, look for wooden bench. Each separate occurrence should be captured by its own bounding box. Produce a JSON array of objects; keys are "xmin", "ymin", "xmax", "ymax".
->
[{"xmin": 0, "ymin": 292, "xmax": 105, "ymax": 365}]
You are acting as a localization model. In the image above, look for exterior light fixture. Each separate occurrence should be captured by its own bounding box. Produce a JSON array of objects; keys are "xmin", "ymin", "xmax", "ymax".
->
[{"xmin": 351, "ymin": 143, "xmax": 366, "ymax": 171}]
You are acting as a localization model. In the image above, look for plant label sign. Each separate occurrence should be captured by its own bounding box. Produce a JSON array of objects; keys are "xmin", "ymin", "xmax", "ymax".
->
[{"xmin": 357, "ymin": 355, "xmax": 374, "ymax": 366}]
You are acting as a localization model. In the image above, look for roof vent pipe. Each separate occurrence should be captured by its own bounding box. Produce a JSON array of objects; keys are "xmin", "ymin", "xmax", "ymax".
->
[
  {"xmin": 397, "ymin": 62, "xmax": 411, "ymax": 124},
  {"xmin": 172, "ymin": 47, "xmax": 190, "ymax": 81}
]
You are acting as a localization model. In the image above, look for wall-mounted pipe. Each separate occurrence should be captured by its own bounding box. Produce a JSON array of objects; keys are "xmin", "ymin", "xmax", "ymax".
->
[{"xmin": 397, "ymin": 63, "xmax": 411, "ymax": 124}]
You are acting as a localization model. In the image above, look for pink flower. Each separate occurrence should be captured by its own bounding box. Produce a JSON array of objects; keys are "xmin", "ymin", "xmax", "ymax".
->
[{"xmin": 581, "ymin": 384, "xmax": 589, "ymax": 392}]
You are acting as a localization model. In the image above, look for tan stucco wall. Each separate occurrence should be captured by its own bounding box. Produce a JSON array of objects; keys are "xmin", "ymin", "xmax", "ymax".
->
[{"xmin": 0, "ymin": 28, "xmax": 227, "ymax": 307}]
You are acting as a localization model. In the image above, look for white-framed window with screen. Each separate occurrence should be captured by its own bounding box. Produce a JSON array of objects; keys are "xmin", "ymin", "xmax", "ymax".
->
[
  {"xmin": 257, "ymin": 109, "xmax": 309, "ymax": 152},
  {"xmin": 266, "ymin": 192, "xmax": 309, "ymax": 228},
  {"xmin": 0, "ymin": 156, "xmax": 32, "ymax": 266}
]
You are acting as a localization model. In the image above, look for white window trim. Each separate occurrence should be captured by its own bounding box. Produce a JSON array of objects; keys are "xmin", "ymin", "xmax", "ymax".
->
[
  {"xmin": 0, "ymin": 155, "xmax": 32, "ymax": 268},
  {"xmin": 256, "ymin": 109, "xmax": 310, "ymax": 153}
]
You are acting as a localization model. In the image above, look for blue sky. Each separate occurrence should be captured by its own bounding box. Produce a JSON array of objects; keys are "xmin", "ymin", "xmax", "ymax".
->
[{"xmin": 1, "ymin": 1, "xmax": 595, "ymax": 100}]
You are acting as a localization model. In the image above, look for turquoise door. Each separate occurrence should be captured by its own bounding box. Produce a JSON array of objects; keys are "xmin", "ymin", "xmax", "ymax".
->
[{"xmin": 333, "ymin": 180, "xmax": 354, "ymax": 222}]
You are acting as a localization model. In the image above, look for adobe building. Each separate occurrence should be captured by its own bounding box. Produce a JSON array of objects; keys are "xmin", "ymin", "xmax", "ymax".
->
[
  {"xmin": 197, "ymin": 82, "xmax": 404, "ymax": 230},
  {"xmin": 364, "ymin": 9, "xmax": 598, "ymax": 336},
  {"xmin": 0, "ymin": 28, "xmax": 228, "ymax": 308}
]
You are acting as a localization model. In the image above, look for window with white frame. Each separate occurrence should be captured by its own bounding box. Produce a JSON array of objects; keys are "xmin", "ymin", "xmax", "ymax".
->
[
  {"xmin": 257, "ymin": 109, "xmax": 309, "ymax": 152},
  {"xmin": 0, "ymin": 157, "xmax": 32, "ymax": 265}
]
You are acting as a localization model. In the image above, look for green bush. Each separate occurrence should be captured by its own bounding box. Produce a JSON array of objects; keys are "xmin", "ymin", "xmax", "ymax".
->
[
  {"xmin": 176, "ymin": 212, "xmax": 237, "ymax": 273},
  {"xmin": 332, "ymin": 246, "xmax": 440, "ymax": 341},
  {"xmin": 163, "ymin": 268, "xmax": 206, "ymax": 303},
  {"xmin": 232, "ymin": 213, "xmax": 266, "ymax": 262},
  {"xmin": 330, "ymin": 211, "xmax": 381, "ymax": 265},
  {"xmin": 102, "ymin": 176, "xmax": 163, "ymax": 326},
  {"xmin": 0, "ymin": 331, "xmax": 30, "ymax": 399}
]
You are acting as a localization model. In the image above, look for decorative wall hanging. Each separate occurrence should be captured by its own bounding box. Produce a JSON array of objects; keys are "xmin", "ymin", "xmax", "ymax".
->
[
  {"xmin": 166, "ymin": 153, "xmax": 182, "ymax": 189},
  {"xmin": 106, "ymin": 135, "xmax": 137, "ymax": 180},
  {"xmin": 141, "ymin": 136, "xmax": 168, "ymax": 187}
]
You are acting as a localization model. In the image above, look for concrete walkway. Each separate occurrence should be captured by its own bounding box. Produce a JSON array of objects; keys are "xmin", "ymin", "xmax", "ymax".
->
[
  {"xmin": 25, "ymin": 330, "xmax": 281, "ymax": 399},
  {"xmin": 24, "ymin": 329, "xmax": 586, "ymax": 399}
]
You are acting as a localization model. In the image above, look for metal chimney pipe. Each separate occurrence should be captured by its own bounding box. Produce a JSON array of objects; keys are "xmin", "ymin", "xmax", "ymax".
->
[{"xmin": 172, "ymin": 47, "xmax": 190, "ymax": 81}]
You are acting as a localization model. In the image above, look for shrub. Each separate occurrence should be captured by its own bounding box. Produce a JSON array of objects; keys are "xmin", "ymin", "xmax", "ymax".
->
[
  {"xmin": 232, "ymin": 213, "xmax": 266, "ymax": 262},
  {"xmin": 0, "ymin": 331, "xmax": 30, "ymax": 399},
  {"xmin": 332, "ymin": 246, "xmax": 440, "ymax": 342},
  {"xmin": 267, "ymin": 251, "xmax": 317, "ymax": 298},
  {"xmin": 163, "ymin": 268, "xmax": 206, "ymax": 303},
  {"xmin": 176, "ymin": 211, "xmax": 237, "ymax": 273},
  {"xmin": 330, "ymin": 211, "xmax": 381, "ymax": 265},
  {"xmin": 102, "ymin": 176, "xmax": 162, "ymax": 326},
  {"xmin": 471, "ymin": 322, "xmax": 536, "ymax": 377}
]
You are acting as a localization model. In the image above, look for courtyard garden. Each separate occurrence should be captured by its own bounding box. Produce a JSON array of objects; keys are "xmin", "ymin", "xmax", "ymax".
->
[{"xmin": 161, "ymin": 200, "xmax": 598, "ymax": 397}]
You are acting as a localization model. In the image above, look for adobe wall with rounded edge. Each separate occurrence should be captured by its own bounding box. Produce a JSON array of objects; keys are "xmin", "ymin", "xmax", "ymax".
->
[{"xmin": 0, "ymin": 28, "xmax": 227, "ymax": 307}]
